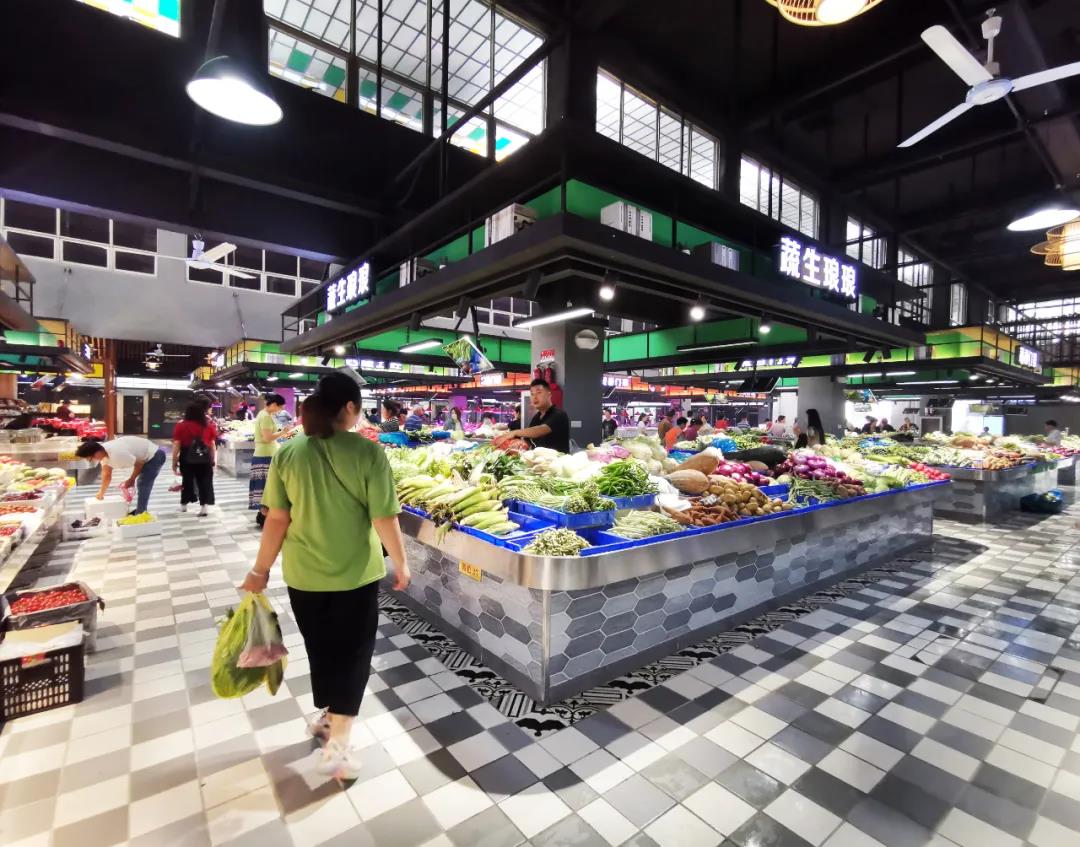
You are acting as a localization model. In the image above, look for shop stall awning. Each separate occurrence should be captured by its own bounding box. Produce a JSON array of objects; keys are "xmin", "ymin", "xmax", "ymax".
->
[
  {"xmin": 207, "ymin": 360, "xmax": 471, "ymax": 388},
  {"xmin": 281, "ymin": 213, "xmax": 926, "ymax": 357}
]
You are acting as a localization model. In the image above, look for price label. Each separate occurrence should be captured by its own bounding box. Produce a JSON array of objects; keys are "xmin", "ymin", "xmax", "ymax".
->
[{"xmin": 459, "ymin": 561, "xmax": 483, "ymax": 582}]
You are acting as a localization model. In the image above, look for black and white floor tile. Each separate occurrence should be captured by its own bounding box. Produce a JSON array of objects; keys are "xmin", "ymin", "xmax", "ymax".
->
[{"xmin": 0, "ymin": 473, "xmax": 1078, "ymax": 847}]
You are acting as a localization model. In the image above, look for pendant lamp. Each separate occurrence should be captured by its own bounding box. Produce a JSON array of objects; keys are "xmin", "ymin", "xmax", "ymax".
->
[{"xmin": 764, "ymin": 0, "xmax": 884, "ymax": 26}]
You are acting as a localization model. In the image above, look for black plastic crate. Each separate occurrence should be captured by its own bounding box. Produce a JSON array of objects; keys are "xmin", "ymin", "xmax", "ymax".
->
[{"xmin": 0, "ymin": 642, "xmax": 85, "ymax": 720}]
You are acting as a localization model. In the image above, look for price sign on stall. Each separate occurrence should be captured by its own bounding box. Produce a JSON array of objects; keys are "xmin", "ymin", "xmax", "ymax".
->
[{"xmin": 459, "ymin": 561, "xmax": 483, "ymax": 582}]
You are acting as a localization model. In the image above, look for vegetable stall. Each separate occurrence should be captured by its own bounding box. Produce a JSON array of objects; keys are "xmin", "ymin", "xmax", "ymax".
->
[{"xmin": 383, "ymin": 436, "xmax": 951, "ymax": 705}]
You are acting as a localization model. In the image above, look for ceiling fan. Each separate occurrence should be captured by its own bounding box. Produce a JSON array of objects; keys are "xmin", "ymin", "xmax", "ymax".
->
[
  {"xmin": 899, "ymin": 11, "xmax": 1080, "ymax": 148},
  {"xmin": 165, "ymin": 236, "xmax": 256, "ymax": 278},
  {"xmin": 145, "ymin": 344, "xmax": 188, "ymax": 359}
]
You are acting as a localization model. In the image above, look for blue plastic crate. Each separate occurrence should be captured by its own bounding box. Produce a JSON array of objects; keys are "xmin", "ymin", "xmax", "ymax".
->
[
  {"xmin": 608, "ymin": 494, "xmax": 657, "ymax": 510},
  {"xmin": 456, "ymin": 511, "xmax": 555, "ymax": 547},
  {"xmin": 758, "ymin": 484, "xmax": 789, "ymax": 498},
  {"xmin": 513, "ymin": 500, "xmax": 615, "ymax": 529},
  {"xmin": 402, "ymin": 504, "xmax": 428, "ymax": 517}
]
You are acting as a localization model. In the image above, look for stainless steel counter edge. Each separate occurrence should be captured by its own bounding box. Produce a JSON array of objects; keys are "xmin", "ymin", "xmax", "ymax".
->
[
  {"xmin": 931, "ymin": 463, "xmax": 1052, "ymax": 482},
  {"xmin": 398, "ymin": 483, "xmax": 949, "ymax": 591}
]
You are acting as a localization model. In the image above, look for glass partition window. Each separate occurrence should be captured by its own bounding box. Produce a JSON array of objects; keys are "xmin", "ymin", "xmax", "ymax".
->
[
  {"xmin": 75, "ymin": 0, "xmax": 181, "ymax": 37},
  {"xmin": 0, "ymin": 197, "xmax": 159, "ymax": 275},
  {"xmin": 949, "ymin": 282, "xmax": 967, "ymax": 327},
  {"xmin": 845, "ymin": 217, "xmax": 886, "ymax": 269},
  {"xmin": 596, "ymin": 70, "xmax": 719, "ymax": 190},
  {"xmin": 894, "ymin": 248, "xmax": 933, "ymax": 326},
  {"xmin": 265, "ymin": 1, "xmax": 545, "ymax": 160},
  {"xmin": 739, "ymin": 157, "xmax": 818, "ymax": 238}
]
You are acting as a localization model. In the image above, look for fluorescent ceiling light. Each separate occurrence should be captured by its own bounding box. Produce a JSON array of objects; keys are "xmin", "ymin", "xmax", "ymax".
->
[
  {"xmin": 1007, "ymin": 205, "xmax": 1080, "ymax": 232},
  {"xmin": 676, "ymin": 341, "xmax": 755, "ymax": 354},
  {"xmin": 888, "ymin": 371, "xmax": 917, "ymax": 376},
  {"xmin": 400, "ymin": 339, "xmax": 443, "ymax": 354},
  {"xmin": 186, "ymin": 56, "xmax": 283, "ymax": 126},
  {"xmin": 816, "ymin": 0, "xmax": 869, "ymax": 24},
  {"xmin": 514, "ymin": 307, "xmax": 594, "ymax": 329},
  {"xmin": 896, "ymin": 380, "xmax": 959, "ymax": 385},
  {"xmin": 288, "ymin": 372, "xmax": 304, "ymax": 378},
  {"xmin": 266, "ymin": 376, "xmax": 278, "ymax": 382},
  {"xmin": 848, "ymin": 372, "xmax": 882, "ymax": 378}
]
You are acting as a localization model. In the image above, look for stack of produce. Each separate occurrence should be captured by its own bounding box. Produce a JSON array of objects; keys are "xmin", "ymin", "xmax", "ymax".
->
[
  {"xmin": 710, "ymin": 459, "xmax": 772, "ymax": 487},
  {"xmin": 775, "ymin": 452, "xmax": 863, "ymax": 488},
  {"xmin": 907, "ymin": 462, "xmax": 950, "ymax": 481},
  {"xmin": 701, "ymin": 476, "xmax": 789, "ymax": 517},
  {"xmin": 6, "ymin": 585, "xmax": 88, "ymax": 614},
  {"xmin": 396, "ymin": 475, "xmax": 518, "ymax": 540},
  {"xmin": 980, "ymin": 455, "xmax": 1022, "ymax": 470},
  {"xmin": 498, "ymin": 476, "xmax": 615, "ymax": 514},
  {"xmin": 117, "ymin": 513, "xmax": 156, "ymax": 525}
]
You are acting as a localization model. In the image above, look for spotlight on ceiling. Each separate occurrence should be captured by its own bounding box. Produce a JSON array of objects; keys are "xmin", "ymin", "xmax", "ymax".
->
[
  {"xmin": 759, "ymin": 318, "xmax": 773, "ymax": 335},
  {"xmin": 1007, "ymin": 204, "xmax": 1080, "ymax": 232},
  {"xmin": 689, "ymin": 299, "xmax": 707, "ymax": 322},
  {"xmin": 333, "ymin": 345, "xmax": 346, "ymax": 355},
  {"xmin": 599, "ymin": 272, "xmax": 616, "ymax": 302},
  {"xmin": 186, "ymin": 55, "xmax": 283, "ymax": 126}
]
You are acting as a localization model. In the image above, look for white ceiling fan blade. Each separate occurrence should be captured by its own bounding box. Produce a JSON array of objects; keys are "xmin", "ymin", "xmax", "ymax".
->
[
  {"xmin": 1011, "ymin": 60, "xmax": 1080, "ymax": 93},
  {"xmin": 898, "ymin": 101, "xmax": 974, "ymax": 147},
  {"xmin": 198, "ymin": 242, "xmax": 236, "ymax": 264},
  {"xmin": 216, "ymin": 265, "xmax": 256, "ymax": 279},
  {"xmin": 922, "ymin": 25, "xmax": 992, "ymax": 86}
]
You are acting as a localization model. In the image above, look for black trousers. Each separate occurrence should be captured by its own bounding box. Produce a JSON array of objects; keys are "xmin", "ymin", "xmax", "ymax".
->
[
  {"xmin": 179, "ymin": 460, "xmax": 215, "ymax": 506},
  {"xmin": 288, "ymin": 581, "xmax": 379, "ymax": 717}
]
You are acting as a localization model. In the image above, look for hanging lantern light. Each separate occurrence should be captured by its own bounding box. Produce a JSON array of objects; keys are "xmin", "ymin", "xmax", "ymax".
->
[
  {"xmin": 1031, "ymin": 221, "xmax": 1080, "ymax": 272},
  {"xmin": 763, "ymin": 0, "xmax": 885, "ymax": 26}
]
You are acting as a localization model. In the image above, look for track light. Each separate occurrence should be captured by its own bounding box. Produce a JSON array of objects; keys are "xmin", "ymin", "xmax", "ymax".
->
[
  {"xmin": 599, "ymin": 272, "xmax": 616, "ymax": 302},
  {"xmin": 759, "ymin": 318, "xmax": 772, "ymax": 335},
  {"xmin": 689, "ymin": 299, "xmax": 707, "ymax": 322},
  {"xmin": 333, "ymin": 345, "xmax": 346, "ymax": 355},
  {"xmin": 400, "ymin": 339, "xmax": 443, "ymax": 354},
  {"xmin": 882, "ymin": 349, "xmax": 891, "ymax": 360},
  {"xmin": 321, "ymin": 355, "xmax": 331, "ymax": 366},
  {"xmin": 863, "ymin": 351, "xmax": 875, "ymax": 363},
  {"xmin": 514, "ymin": 307, "xmax": 594, "ymax": 330}
]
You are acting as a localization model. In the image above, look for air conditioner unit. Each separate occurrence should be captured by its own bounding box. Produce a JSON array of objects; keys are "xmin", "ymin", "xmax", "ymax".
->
[
  {"xmin": 600, "ymin": 201, "xmax": 653, "ymax": 241},
  {"xmin": 692, "ymin": 242, "xmax": 741, "ymax": 271},
  {"xmin": 399, "ymin": 257, "xmax": 437, "ymax": 287},
  {"xmin": 484, "ymin": 203, "xmax": 537, "ymax": 247}
]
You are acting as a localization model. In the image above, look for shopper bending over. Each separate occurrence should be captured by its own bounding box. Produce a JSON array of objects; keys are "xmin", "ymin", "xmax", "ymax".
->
[
  {"xmin": 240, "ymin": 373, "xmax": 410, "ymax": 780},
  {"xmin": 252, "ymin": 394, "xmax": 293, "ymax": 528},
  {"xmin": 172, "ymin": 399, "xmax": 217, "ymax": 516},
  {"xmin": 76, "ymin": 435, "xmax": 167, "ymax": 515}
]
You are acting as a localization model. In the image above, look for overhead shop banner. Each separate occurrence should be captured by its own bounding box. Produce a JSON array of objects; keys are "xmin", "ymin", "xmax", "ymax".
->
[
  {"xmin": 325, "ymin": 262, "xmax": 372, "ymax": 314},
  {"xmin": 776, "ymin": 236, "xmax": 858, "ymax": 300}
]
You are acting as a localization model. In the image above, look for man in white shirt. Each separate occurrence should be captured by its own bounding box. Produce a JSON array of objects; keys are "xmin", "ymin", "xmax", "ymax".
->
[
  {"xmin": 76, "ymin": 435, "xmax": 166, "ymax": 515},
  {"xmin": 1044, "ymin": 419, "xmax": 1063, "ymax": 445}
]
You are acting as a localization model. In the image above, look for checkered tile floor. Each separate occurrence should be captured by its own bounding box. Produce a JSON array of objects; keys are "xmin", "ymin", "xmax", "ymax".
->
[{"xmin": 1, "ymin": 474, "xmax": 1079, "ymax": 847}]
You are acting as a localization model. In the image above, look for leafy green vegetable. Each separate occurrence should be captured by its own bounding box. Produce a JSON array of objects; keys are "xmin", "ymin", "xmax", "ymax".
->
[{"xmin": 523, "ymin": 528, "xmax": 590, "ymax": 556}]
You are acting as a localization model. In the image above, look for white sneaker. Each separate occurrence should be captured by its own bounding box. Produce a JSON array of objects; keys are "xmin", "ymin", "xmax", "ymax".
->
[
  {"xmin": 179, "ymin": 503, "xmax": 187, "ymax": 513},
  {"xmin": 198, "ymin": 507, "xmax": 209, "ymax": 517},
  {"xmin": 317, "ymin": 739, "xmax": 364, "ymax": 780},
  {"xmin": 306, "ymin": 708, "xmax": 330, "ymax": 742}
]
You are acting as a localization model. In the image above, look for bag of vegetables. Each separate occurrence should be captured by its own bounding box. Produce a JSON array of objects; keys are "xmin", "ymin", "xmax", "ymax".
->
[{"xmin": 211, "ymin": 594, "xmax": 288, "ymax": 698}]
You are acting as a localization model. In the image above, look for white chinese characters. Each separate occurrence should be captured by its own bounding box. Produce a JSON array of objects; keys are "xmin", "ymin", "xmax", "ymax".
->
[
  {"xmin": 325, "ymin": 262, "xmax": 372, "ymax": 312},
  {"xmin": 778, "ymin": 236, "xmax": 858, "ymax": 301}
]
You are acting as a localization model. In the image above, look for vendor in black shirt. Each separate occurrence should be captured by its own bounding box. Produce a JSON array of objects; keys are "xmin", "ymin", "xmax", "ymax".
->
[
  {"xmin": 601, "ymin": 409, "xmax": 617, "ymax": 440},
  {"xmin": 497, "ymin": 378, "xmax": 571, "ymax": 453}
]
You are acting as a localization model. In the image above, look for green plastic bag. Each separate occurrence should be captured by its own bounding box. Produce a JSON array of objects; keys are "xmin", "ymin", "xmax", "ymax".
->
[{"xmin": 211, "ymin": 594, "xmax": 288, "ymax": 698}]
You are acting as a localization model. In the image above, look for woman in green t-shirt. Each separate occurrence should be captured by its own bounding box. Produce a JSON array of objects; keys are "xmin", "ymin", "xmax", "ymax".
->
[
  {"xmin": 241, "ymin": 373, "xmax": 411, "ymax": 781},
  {"xmin": 251, "ymin": 393, "xmax": 293, "ymax": 527}
]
